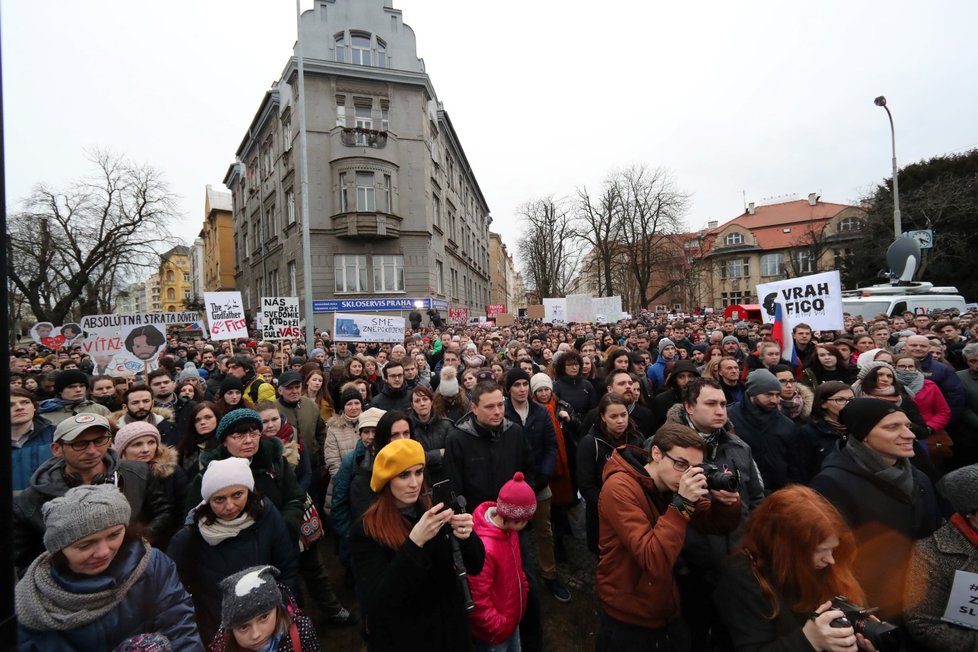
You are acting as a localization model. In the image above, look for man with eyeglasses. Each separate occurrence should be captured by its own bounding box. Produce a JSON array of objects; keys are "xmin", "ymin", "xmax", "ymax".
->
[
  {"xmin": 12, "ymin": 413, "xmax": 174, "ymax": 573},
  {"xmin": 770, "ymin": 364, "xmax": 813, "ymax": 423},
  {"xmin": 727, "ymin": 369, "xmax": 801, "ymax": 493},
  {"xmin": 367, "ymin": 360, "xmax": 411, "ymax": 411}
]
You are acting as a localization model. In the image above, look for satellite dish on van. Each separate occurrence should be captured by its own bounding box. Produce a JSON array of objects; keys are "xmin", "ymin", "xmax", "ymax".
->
[{"xmin": 886, "ymin": 237, "xmax": 922, "ymax": 284}]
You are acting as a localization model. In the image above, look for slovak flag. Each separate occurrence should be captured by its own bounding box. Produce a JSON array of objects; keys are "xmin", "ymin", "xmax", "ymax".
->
[{"xmin": 771, "ymin": 302, "xmax": 801, "ymax": 375}]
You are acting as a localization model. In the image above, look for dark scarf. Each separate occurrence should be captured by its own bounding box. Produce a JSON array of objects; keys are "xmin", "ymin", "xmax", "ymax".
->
[{"xmin": 846, "ymin": 437, "xmax": 914, "ymax": 499}]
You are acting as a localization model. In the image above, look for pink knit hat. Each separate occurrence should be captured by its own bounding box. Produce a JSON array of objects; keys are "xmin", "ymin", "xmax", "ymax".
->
[
  {"xmin": 113, "ymin": 421, "xmax": 161, "ymax": 454},
  {"xmin": 496, "ymin": 472, "xmax": 537, "ymax": 522}
]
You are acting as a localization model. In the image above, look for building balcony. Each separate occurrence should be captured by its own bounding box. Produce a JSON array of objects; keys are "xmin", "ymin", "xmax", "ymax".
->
[
  {"xmin": 340, "ymin": 128, "xmax": 388, "ymax": 149},
  {"xmin": 332, "ymin": 211, "xmax": 402, "ymax": 239}
]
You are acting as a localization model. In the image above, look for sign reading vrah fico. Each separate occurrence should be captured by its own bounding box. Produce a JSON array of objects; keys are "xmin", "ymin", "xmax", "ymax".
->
[
  {"xmin": 259, "ymin": 297, "xmax": 301, "ymax": 340},
  {"xmin": 755, "ymin": 271, "xmax": 844, "ymax": 331},
  {"xmin": 332, "ymin": 313, "xmax": 405, "ymax": 343},
  {"xmin": 204, "ymin": 292, "xmax": 248, "ymax": 340}
]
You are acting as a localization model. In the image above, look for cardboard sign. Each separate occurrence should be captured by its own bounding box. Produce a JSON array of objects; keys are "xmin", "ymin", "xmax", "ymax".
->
[
  {"xmin": 332, "ymin": 313, "xmax": 405, "ymax": 343},
  {"xmin": 756, "ymin": 271, "xmax": 844, "ymax": 330},
  {"xmin": 495, "ymin": 313, "xmax": 514, "ymax": 327},
  {"xmin": 526, "ymin": 305, "xmax": 545, "ymax": 319},
  {"xmin": 259, "ymin": 297, "xmax": 301, "ymax": 340},
  {"xmin": 204, "ymin": 292, "xmax": 248, "ymax": 340},
  {"xmin": 942, "ymin": 570, "xmax": 978, "ymax": 630}
]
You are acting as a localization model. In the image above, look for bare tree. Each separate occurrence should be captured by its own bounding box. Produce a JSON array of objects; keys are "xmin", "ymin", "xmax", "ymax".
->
[
  {"xmin": 516, "ymin": 197, "xmax": 580, "ymax": 299},
  {"xmin": 614, "ymin": 165, "xmax": 690, "ymax": 309},
  {"xmin": 574, "ymin": 179, "xmax": 624, "ymax": 297},
  {"xmin": 7, "ymin": 150, "xmax": 180, "ymax": 324},
  {"xmin": 784, "ymin": 221, "xmax": 832, "ymax": 278}
]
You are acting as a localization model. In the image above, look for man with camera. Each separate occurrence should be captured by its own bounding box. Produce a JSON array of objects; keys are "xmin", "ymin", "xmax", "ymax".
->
[
  {"xmin": 658, "ymin": 376, "xmax": 766, "ymax": 649},
  {"xmin": 596, "ymin": 423, "xmax": 741, "ymax": 650}
]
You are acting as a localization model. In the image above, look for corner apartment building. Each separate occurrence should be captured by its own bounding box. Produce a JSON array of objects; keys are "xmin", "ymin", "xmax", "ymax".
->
[
  {"xmin": 223, "ymin": 0, "xmax": 491, "ymax": 329},
  {"xmin": 200, "ymin": 185, "xmax": 236, "ymax": 292},
  {"xmin": 158, "ymin": 246, "xmax": 192, "ymax": 312}
]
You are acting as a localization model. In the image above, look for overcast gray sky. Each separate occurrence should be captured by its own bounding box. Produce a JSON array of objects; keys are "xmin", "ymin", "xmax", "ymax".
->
[{"xmin": 4, "ymin": 0, "xmax": 977, "ymax": 264}]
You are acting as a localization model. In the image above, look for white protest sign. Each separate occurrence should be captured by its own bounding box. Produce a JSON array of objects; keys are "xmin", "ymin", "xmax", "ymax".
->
[
  {"xmin": 204, "ymin": 292, "xmax": 248, "ymax": 340},
  {"xmin": 755, "ymin": 270, "xmax": 844, "ymax": 330},
  {"xmin": 942, "ymin": 569, "xmax": 978, "ymax": 630},
  {"xmin": 592, "ymin": 296, "xmax": 624, "ymax": 323},
  {"xmin": 259, "ymin": 297, "xmax": 301, "ymax": 340},
  {"xmin": 566, "ymin": 294, "xmax": 594, "ymax": 323},
  {"xmin": 543, "ymin": 298, "xmax": 567, "ymax": 325},
  {"xmin": 332, "ymin": 313, "xmax": 405, "ymax": 343}
]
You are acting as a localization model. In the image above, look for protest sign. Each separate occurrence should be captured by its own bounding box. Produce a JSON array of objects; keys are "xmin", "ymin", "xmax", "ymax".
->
[
  {"xmin": 449, "ymin": 307, "xmax": 469, "ymax": 323},
  {"xmin": 525, "ymin": 305, "xmax": 545, "ymax": 319},
  {"xmin": 332, "ymin": 313, "xmax": 405, "ymax": 343},
  {"xmin": 495, "ymin": 313, "xmax": 514, "ymax": 327},
  {"xmin": 592, "ymin": 296, "xmax": 624, "ymax": 323},
  {"xmin": 941, "ymin": 570, "xmax": 978, "ymax": 630},
  {"xmin": 566, "ymin": 294, "xmax": 594, "ymax": 323},
  {"xmin": 543, "ymin": 298, "xmax": 567, "ymax": 325},
  {"xmin": 486, "ymin": 304, "xmax": 506, "ymax": 318},
  {"xmin": 204, "ymin": 292, "xmax": 248, "ymax": 340},
  {"xmin": 259, "ymin": 297, "xmax": 301, "ymax": 340},
  {"xmin": 755, "ymin": 271, "xmax": 844, "ymax": 331}
]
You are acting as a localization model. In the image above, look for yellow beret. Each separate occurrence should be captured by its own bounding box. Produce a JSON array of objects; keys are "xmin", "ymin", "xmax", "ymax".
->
[{"xmin": 370, "ymin": 439, "xmax": 426, "ymax": 493}]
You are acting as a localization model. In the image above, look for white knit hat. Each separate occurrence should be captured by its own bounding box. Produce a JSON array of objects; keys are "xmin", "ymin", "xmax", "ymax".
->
[
  {"xmin": 439, "ymin": 365, "xmax": 459, "ymax": 397},
  {"xmin": 201, "ymin": 457, "xmax": 255, "ymax": 503},
  {"xmin": 530, "ymin": 373, "xmax": 553, "ymax": 395}
]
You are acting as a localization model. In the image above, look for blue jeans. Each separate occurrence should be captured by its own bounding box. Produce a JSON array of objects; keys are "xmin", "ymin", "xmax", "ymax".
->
[{"xmin": 476, "ymin": 629, "xmax": 521, "ymax": 652}]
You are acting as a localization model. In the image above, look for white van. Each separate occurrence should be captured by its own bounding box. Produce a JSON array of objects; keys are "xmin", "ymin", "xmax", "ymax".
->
[{"xmin": 842, "ymin": 282, "xmax": 966, "ymax": 319}]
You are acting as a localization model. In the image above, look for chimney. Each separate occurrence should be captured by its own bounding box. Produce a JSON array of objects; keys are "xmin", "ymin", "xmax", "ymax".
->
[
  {"xmin": 747, "ymin": 202, "xmax": 756, "ymax": 215},
  {"xmin": 808, "ymin": 193, "xmax": 819, "ymax": 206},
  {"xmin": 707, "ymin": 220, "xmax": 718, "ymax": 229}
]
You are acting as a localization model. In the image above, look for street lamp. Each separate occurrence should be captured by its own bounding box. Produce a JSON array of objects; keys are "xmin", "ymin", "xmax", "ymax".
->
[{"xmin": 874, "ymin": 96, "xmax": 902, "ymax": 238}]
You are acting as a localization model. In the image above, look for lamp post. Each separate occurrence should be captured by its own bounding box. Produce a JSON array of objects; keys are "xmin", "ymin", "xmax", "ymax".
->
[{"xmin": 874, "ymin": 96, "xmax": 902, "ymax": 238}]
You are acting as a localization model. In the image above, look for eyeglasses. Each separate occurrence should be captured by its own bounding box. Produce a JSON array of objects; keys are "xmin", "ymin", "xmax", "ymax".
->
[
  {"xmin": 827, "ymin": 397, "xmax": 854, "ymax": 405},
  {"xmin": 894, "ymin": 364, "xmax": 917, "ymax": 371},
  {"xmin": 778, "ymin": 379, "xmax": 794, "ymax": 385},
  {"xmin": 65, "ymin": 435, "xmax": 112, "ymax": 451},
  {"xmin": 226, "ymin": 429, "xmax": 261, "ymax": 441},
  {"xmin": 663, "ymin": 451, "xmax": 691, "ymax": 473}
]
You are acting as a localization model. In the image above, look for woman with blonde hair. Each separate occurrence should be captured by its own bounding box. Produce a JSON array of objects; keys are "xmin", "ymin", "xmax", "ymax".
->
[{"xmin": 716, "ymin": 484, "xmax": 872, "ymax": 651}]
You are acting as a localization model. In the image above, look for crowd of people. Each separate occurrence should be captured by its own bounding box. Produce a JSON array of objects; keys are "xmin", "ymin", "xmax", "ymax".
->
[{"xmin": 8, "ymin": 306, "xmax": 978, "ymax": 651}]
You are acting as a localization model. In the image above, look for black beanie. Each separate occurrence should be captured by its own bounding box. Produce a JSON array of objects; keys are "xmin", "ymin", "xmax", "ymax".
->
[
  {"xmin": 219, "ymin": 377, "xmax": 245, "ymax": 396},
  {"xmin": 839, "ymin": 398, "xmax": 902, "ymax": 441},
  {"xmin": 340, "ymin": 387, "xmax": 362, "ymax": 409},
  {"xmin": 505, "ymin": 367, "xmax": 531, "ymax": 392},
  {"xmin": 55, "ymin": 369, "xmax": 90, "ymax": 394}
]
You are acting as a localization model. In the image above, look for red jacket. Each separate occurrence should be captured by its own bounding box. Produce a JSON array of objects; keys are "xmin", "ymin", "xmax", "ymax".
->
[
  {"xmin": 469, "ymin": 501, "xmax": 528, "ymax": 644},
  {"xmin": 596, "ymin": 445, "xmax": 741, "ymax": 629},
  {"xmin": 911, "ymin": 378, "xmax": 951, "ymax": 432}
]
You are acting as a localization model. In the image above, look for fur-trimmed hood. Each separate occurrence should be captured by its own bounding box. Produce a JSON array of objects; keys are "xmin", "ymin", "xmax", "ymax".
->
[
  {"xmin": 795, "ymin": 382, "xmax": 814, "ymax": 421},
  {"xmin": 151, "ymin": 443, "xmax": 179, "ymax": 479}
]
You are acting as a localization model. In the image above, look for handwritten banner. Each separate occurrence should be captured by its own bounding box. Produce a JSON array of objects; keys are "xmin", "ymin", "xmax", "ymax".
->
[{"xmin": 259, "ymin": 297, "xmax": 301, "ymax": 340}]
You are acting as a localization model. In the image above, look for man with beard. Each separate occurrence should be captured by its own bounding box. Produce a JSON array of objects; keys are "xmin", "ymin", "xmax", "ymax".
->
[
  {"xmin": 148, "ymin": 369, "xmax": 178, "ymax": 412},
  {"xmin": 727, "ymin": 369, "xmax": 801, "ymax": 493},
  {"xmin": 581, "ymin": 370, "xmax": 656, "ymax": 440},
  {"xmin": 113, "ymin": 384, "xmax": 179, "ymax": 447}
]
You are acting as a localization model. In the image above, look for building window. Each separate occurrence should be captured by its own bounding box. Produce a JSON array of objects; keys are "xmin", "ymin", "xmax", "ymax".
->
[
  {"xmin": 338, "ymin": 173, "xmax": 349, "ymax": 212},
  {"xmin": 184, "ymin": 289, "xmax": 191, "ymax": 300},
  {"xmin": 436, "ymin": 260, "xmax": 444, "ymax": 294},
  {"xmin": 724, "ymin": 232, "xmax": 744, "ymax": 246},
  {"xmin": 838, "ymin": 216, "xmax": 861, "ymax": 232},
  {"xmin": 376, "ymin": 38, "xmax": 387, "ymax": 68},
  {"xmin": 334, "ymin": 34, "xmax": 346, "ymax": 63},
  {"xmin": 760, "ymin": 253, "xmax": 784, "ymax": 277},
  {"xmin": 167, "ymin": 288, "xmax": 175, "ymax": 301},
  {"xmin": 355, "ymin": 105, "xmax": 372, "ymax": 145},
  {"xmin": 252, "ymin": 221, "xmax": 260, "ymax": 254},
  {"xmin": 433, "ymin": 195, "xmax": 441, "ymax": 228},
  {"xmin": 166, "ymin": 271, "xmax": 175, "ymax": 282},
  {"xmin": 335, "ymin": 255, "xmax": 367, "ymax": 292},
  {"xmin": 381, "ymin": 174, "xmax": 392, "ymax": 213},
  {"xmin": 451, "ymin": 269, "xmax": 459, "ymax": 300},
  {"xmin": 283, "ymin": 118, "xmax": 292, "ymax": 150},
  {"xmin": 183, "ymin": 272, "xmax": 190, "ymax": 282},
  {"xmin": 722, "ymin": 257, "xmax": 750, "ymax": 279},
  {"xmin": 288, "ymin": 261, "xmax": 297, "ymax": 296},
  {"xmin": 381, "ymin": 103, "xmax": 389, "ymax": 132},
  {"xmin": 351, "ymin": 34, "xmax": 372, "ymax": 66},
  {"xmin": 833, "ymin": 248, "xmax": 852, "ymax": 269},
  {"xmin": 792, "ymin": 250, "xmax": 815, "ymax": 274},
  {"xmin": 356, "ymin": 172, "xmax": 375, "ymax": 211},
  {"xmin": 373, "ymin": 255, "xmax": 404, "ymax": 292},
  {"xmin": 286, "ymin": 190, "xmax": 296, "ymax": 225}
]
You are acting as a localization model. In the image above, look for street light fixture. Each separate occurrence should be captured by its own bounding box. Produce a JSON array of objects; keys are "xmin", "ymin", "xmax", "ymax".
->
[{"xmin": 874, "ymin": 96, "xmax": 902, "ymax": 238}]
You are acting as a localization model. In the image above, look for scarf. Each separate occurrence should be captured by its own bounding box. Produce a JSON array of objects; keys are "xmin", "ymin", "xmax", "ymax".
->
[
  {"xmin": 895, "ymin": 370, "xmax": 924, "ymax": 396},
  {"xmin": 852, "ymin": 381, "xmax": 900, "ymax": 402},
  {"xmin": 538, "ymin": 398, "xmax": 574, "ymax": 505},
  {"xmin": 823, "ymin": 415, "xmax": 847, "ymax": 433},
  {"xmin": 846, "ymin": 437, "xmax": 914, "ymax": 499},
  {"xmin": 15, "ymin": 540, "xmax": 153, "ymax": 631},
  {"xmin": 198, "ymin": 512, "xmax": 256, "ymax": 546},
  {"xmin": 950, "ymin": 513, "xmax": 978, "ymax": 550},
  {"xmin": 780, "ymin": 393, "xmax": 804, "ymax": 419}
]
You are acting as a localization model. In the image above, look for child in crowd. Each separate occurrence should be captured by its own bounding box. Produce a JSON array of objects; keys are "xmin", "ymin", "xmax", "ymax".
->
[{"xmin": 470, "ymin": 472, "xmax": 536, "ymax": 652}]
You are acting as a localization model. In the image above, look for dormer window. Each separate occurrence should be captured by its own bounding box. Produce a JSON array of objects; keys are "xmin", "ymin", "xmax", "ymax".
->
[
  {"xmin": 334, "ymin": 32, "xmax": 388, "ymax": 68},
  {"xmin": 351, "ymin": 34, "xmax": 371, "ymax": 65},
  {"xmin": 724, "ymin": 232, "xmax": 744, "ymax": 246},
  {"xmin": 838, "ymin": 216, "xmax": 861, "ymax": 232}
]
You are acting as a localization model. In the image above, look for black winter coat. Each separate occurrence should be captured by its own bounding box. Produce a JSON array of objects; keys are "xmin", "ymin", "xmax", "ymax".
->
[
  {"xmin": 443, "ymin": 414, "xmax": 535, "ymax": 510},
  {"xmin": 368, "ymin": 385, "xmax": 411, "ymax": 412},
  {"xmin": 504, "ymin": 399, "xmax": 556, "ymax": 492},
  {"xmin": 350, "ymin": 509, "xmax": 485, "ymax": 651},
  {"xmin": 581, "ymin": 402, "xmax": 657, "ymax": 441},
  {"xmin": 167, "ymin": 497, "xmax": 300, "ymax": 643},
  {"xmin": 809, "ymin": 448, "xmax": 940, "ymax": 621},
  {"xmin": 552, "ymin": 374, "xmax": 597, "ymax": 419},
  {"xmin": 727, "ymin": 398, "xmax": 801, "ymax": 493},
  {"xmin": 797, "ymin": 419, "xmax": 846, "ymax": 482},
  {"xmin": 408, "ymin": 411, "xmax": 454, "ymax": 481},
  {"xmin": 576, "ymin": 425, "xmax": 644, "ymax": 554}
]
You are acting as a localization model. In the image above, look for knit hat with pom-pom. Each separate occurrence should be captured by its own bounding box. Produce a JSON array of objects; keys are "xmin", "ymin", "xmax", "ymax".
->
[{"xmin": 495, "ymin": 472, "xmax": 537, "ymax": 522}]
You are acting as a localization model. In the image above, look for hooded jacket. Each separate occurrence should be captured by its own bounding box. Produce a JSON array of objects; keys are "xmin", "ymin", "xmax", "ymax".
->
[
  {"xmin": 443, "ymin": 413, "xmax": 535, "ymax": 511},
  {"xmin": 12, "ymin": 450, "xmax": 176, "ymax": 571},
  {"xmin": 276, "ymin": 395, "xmax": 327, "ymax": 466},
  {"xmin": 11, "ymin": 417, "xmax": 55, "ymax": 491},
  {"xmin": 469, "ymin": 501, "xmax": 528, "ymax": 645},
  {"xmin": 810, "ymin": 447, "xmax": 940, "ymax": 621},
  {"xmin": 408, "ymin": 410, "xmax": 454, "ymax": 475},
  {"xmin": 504, "ymin": 399, "xmax": 556, "ymax": 492},
  {"xmin": 726, "ymin": 397, "xmax": 801, "ymax": 493},
  {"xmin": 552, "ymin": 373, "xmax": 597, "ymax": 419},
  {"xmin": 919, "ymin": 352, "xmax": 965, "ymax": 419},
  {"xmin": 368, "ymin": 383, "xmax": 411, "ymax": 412},
  {"xmin": 323, "ymin": 412, "xmax": 358, "ymax": 511},
  {"xmin": 596, "ymin": 446, "xmax": 741, "ymax": 628},
  {"xmin": 36, "ymin": 398, "xmax": 111, "ymax": 426}
]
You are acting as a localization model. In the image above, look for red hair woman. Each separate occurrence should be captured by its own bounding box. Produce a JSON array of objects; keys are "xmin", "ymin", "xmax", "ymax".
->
[{"xmin": 716, "ymin": 485, "xmax": 872, "ymax": 652}]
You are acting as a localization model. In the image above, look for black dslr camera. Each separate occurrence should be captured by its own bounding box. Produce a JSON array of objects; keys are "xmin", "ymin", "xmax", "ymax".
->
[
  {"xmin": 829, "ymin": 596, "xmax": 902, "ymax": 652},
  {"xmin": 694, "ymin": 463, "xmax": 739, "ymax": 492}
]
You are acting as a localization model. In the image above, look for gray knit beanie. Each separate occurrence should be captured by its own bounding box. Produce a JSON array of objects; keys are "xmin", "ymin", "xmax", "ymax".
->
[
  {"xmin": 722, "ymin": 335, "xmax": 740, "ymax": 347},
  {"xmin": 746, "ymin": 369, "xmax": 782, "ymax": 396},
  {"xmin": 42, "ymin": 484, "xmax": 131, "ymax": 553},
  {"xmin": 857, "ymin": 360, "xmax": 894, "ymax": 381},
  {"xmin": 658, "ymin": 338, "xmax": 676, "ymax": 354},
  {"xmin": 938, "ymin": 464, "xmax": 978, "ymax": 516},
  {"xmin": 219, "ymin": 565, "xmax": 284, "ymax": 628},
  {"xmin": 177, "ymin": 362, "xmax": 201, "ymax": 383}
]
